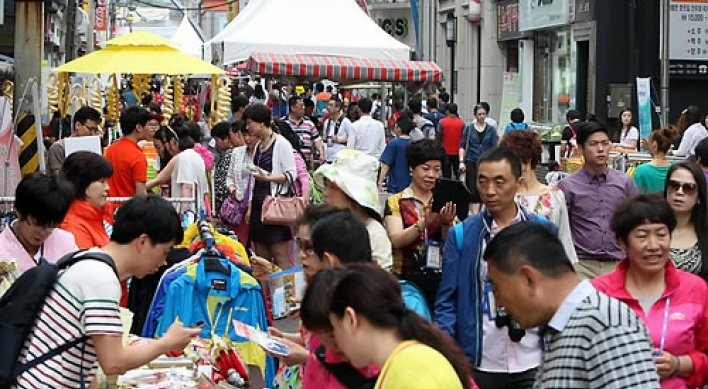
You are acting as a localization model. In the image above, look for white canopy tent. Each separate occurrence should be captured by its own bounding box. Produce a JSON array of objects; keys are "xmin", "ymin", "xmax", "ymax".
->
[
  {"xmin": 171, "ymin": 17, "xmax": 205, "ymax": 58},
  {"xmin": 203, "ymin": 0, "xmax": 411, "ymax": 66}
]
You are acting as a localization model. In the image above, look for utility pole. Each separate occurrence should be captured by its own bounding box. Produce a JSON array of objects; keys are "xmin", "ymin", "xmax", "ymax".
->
[
  {"xmin": 87, "ymin": 0, "xmax": 95, "ymax": 53},
  {"xmin": 66, "ymin": 0, "xmax": 78, "ymax": 61},
  {"xmin": 660, "ymin": 0, "xmax": 670, "ymax": 126},
  {"xmin": 13, "ymin": 0, "xmax": 43, "ymax": 118}
]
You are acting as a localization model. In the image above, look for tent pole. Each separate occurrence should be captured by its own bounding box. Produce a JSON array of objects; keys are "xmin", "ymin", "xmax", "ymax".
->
[{"xmin": 380, "ymin": 82, "xmax": 386, "ymax": 127}]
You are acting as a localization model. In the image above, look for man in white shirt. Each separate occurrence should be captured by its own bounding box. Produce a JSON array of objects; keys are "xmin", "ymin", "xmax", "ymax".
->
[
  {"xmin": 323, "ymin": 97, "xmax": 352, "ymax": 163},
  {"xmin": 347, "ymin": 98, "xmax": 386, "ymax": 159}
]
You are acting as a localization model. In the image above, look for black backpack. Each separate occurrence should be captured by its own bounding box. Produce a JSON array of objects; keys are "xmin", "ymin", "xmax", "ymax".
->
[
  {"xmin": 0, "ymin": 250, "xmax": 117, "ymax": 388},
  {"xmin": 315, "ymin": 345, "xmax": 378, "ymax": 389}
]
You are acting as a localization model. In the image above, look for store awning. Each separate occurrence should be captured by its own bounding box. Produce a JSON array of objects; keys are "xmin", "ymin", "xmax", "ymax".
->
[{"xmin": 247, "ymin": 53, "xmax": 442, "ymax": 83}]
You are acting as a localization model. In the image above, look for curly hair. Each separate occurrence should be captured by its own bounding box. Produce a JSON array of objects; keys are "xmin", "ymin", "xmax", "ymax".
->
[{"xmin": 499, "ymin": 129, "xmax": 542, "ymax": 168}]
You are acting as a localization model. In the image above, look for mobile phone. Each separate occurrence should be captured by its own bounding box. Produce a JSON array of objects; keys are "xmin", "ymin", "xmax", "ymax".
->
[{"xmin": 191, "ymin": 321, "xmax": 205, "ymax": 328}]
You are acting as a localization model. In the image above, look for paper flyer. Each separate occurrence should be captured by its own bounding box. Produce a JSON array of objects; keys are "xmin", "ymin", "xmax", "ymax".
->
[
  {"xmin": 232, "ymin": 319, "xmax": 290, "ymax": 356},
  {"xmin": 268, "ymin": 265, "xmax": 306, "ymax": 319}
]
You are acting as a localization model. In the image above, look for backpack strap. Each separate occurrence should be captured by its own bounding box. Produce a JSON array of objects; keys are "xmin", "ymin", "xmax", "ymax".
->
[
  {"xmin": 17, "ymin": 336, "xmax": 88, "ymax": 377},
  {"xmin": 454, "ymin": 223, "xmax": 464, "ymax": 253},
  {"xmin": 315, "ymin": 345, "xmax": 377, "ymax": 389},
  {"xmin": 56, "ymin": 250, "xmax": 119, "ymax": 279}
]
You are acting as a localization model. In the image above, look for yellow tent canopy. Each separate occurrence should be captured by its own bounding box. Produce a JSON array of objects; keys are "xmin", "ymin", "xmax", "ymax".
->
[
  {"xmin": 53, "ymin": 45, "xmax": 224, "ymax": 75},
  {"xmin": 102, "ymin": 30, "xmax": 181, "ymax": 48}
]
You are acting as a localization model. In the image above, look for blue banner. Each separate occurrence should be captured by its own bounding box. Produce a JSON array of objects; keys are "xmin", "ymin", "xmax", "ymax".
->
[{"xmin": 410, "ymin": 0, "xmax": 421, "ymax": 60}]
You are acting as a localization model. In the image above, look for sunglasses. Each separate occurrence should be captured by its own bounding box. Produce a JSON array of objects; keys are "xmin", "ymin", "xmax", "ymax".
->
[{"xmin": 668, "ymin": 180, "xmax": 697, "ymax": 194}]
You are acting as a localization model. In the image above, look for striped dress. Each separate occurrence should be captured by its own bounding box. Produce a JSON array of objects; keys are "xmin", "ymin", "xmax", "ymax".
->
[{"xmin": 13, "ymin": 254, "xmax": 123, "ymax": 389}]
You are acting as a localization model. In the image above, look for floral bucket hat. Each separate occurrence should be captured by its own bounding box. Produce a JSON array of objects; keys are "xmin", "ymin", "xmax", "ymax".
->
[{"xmin": 314, "ymin": 149, "xmax": 381, "ymax": 213}]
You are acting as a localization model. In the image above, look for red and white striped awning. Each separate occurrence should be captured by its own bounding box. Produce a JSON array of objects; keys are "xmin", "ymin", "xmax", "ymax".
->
[{"xmin": 247, "ymin": 53, "xmax": 442, "ymax": 83}]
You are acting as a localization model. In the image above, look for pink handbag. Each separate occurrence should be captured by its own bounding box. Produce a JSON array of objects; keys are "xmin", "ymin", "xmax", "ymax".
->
[{"xmin": 261, "ymin": 194, "xmax": 305, "ymax": 226}]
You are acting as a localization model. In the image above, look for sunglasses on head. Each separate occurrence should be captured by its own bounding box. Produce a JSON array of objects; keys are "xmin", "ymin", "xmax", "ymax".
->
[
  {"xmin": 166, "ymin": 125, "xmax": 180, "ymax": 141},
  {"xmin": 668, "ymin": 180, "xmax": 697, "ymax": 194}
]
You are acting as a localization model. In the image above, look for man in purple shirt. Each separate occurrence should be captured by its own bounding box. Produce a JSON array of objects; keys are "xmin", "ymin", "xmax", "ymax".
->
[{"xmin": 559, "ymin": 122, "xmax": 639, "ymax": 280}]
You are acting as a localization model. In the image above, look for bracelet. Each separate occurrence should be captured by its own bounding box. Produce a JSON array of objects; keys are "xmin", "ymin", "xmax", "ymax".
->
[
  {"xmin": 671, "ymin": 355, "xmax": 681, "ymax": 377},
  {"xmin": 413, "ymin": 221, "xmax": 424, "ymax": 233}
]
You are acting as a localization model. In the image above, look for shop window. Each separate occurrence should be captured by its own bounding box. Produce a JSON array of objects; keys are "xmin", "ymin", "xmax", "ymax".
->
[{"xmin": 532, "ymin": 30, "xmax": 571, "ymax": 123}]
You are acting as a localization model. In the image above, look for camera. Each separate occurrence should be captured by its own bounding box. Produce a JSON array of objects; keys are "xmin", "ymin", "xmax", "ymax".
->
[{"xmin": 494, "ymin": 307, "xmax": 526, "ymax": 342}]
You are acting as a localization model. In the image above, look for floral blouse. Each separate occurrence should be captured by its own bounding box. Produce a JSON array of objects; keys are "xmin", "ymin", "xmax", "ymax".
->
[{"xmin": 516, "ymin": 187, "xmax": 578, "ymax": 263}]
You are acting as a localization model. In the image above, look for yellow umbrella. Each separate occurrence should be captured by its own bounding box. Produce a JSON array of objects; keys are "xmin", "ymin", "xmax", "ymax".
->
[
  {"xmin": 102, "ymin": 30, "xmax": 181, "ymax": 48},
  {"xmin": 53, "ymin": 45, "xmax": 224, "ymax": 75}
]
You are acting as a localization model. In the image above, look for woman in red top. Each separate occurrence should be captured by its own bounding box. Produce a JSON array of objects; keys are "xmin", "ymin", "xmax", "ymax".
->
[{"xmin": 59, "ymin": 151, "xmax": 113, "ymax": 250}]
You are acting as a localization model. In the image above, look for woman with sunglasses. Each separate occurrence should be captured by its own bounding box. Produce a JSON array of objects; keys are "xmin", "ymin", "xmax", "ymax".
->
[
  {"xmin": 663, "ymin": 162, "xmax": 708, "ymax": 279},
  {"xmin": 593, "ymin": 194, "xmax": 708, "ymax": 389}
]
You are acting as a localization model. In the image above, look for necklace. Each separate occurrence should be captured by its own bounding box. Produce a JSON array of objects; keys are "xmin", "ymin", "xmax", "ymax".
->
[{"xmin": 258, "ymin": 131, "xmax": 274, "ymax": 151}]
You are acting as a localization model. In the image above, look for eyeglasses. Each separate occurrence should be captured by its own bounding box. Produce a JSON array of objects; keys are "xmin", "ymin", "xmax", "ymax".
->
[
  {"xmin": 668, "ymin": 180, "xmax": 698, "ymax": 195},
  {"xmin": 295, "ymin": 237, "xmax": 316, "ymax": 256},
  {"xmin": 83, "ymin": 123, "xmax": 101, "ymax": 134}
]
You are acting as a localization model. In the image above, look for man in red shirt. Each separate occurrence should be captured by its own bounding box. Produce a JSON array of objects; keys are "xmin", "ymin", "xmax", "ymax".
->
[
  {"xmin": 437, "ymin": 103, "xmax": 465, "ymax": 180},
  {"xmin": 105, "ymin": 106, "xmax": 149, "ymax": 198}
]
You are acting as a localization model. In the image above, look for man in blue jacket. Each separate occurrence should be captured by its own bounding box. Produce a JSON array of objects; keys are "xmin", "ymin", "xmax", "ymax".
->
[{"xmin": 435, "ymin": 147, "xmax": 557, "ymax": 389}]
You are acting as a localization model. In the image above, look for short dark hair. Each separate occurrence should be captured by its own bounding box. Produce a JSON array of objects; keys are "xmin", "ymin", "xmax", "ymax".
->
[
  {"xmin": 499, "ymin": 130, "xmax": 542, "ymax": 168},
  {"xmin": 210, "ymin": 121, "xmax": 231, "ymax": 140},
  {"xmin": 243, "ymin": 103, "xmax": 272, "ymax": 127},
  {"xmin": 479, "ymin": 102, "xmax": 491, "ymax": 113},
  {"xmin": 358, "ymin": 98, "xmax": 373, "ymax": 113},
  {"xmin": 329, "ymin": 97, "xmax": 342, "ymax": 108},
  {"xmin": 288, "ymin": 96, "xmax": 303, "ymax": 109},
  {"xmin": 230, "ymin": 119, "xmax": 246, "ymax": 134},
  {"xmin": 438, "ymin": 91, "xmax": 450, "ymax": 103},
  {"xmin": 446, "ymin": 103, "xmax": 459, "ymax": 115},
  {"xmin": 576, "ymin": 121, "xmax": 609, "ymax": 147},
  {"xmin": 119, "ymin": 106, "xmax": 150, "ymax": 136},
  {"xmin": 310, "ymin": 210, "xmax": 372, "ymax": 264},
  {"xmin": 510, "ymin": 108, "xmax": 525, "ymax": 124},
  {"xmin": 396, "ymin": 116, "xmax": 415, "ymax": 135},
  {"xmin": 408, "ymin": 99, "xmax": 423, "ymax": 114},
  {"xmin": 611, "ymin": 194, "xmax": 677, "ymax": 244},
  {"xmin": 566, "ymin": 109, "xmax": 581, "ymax": 122},
  {"xmin": 695, "ymin": 137, "xmax": 708, "ymax": 167},
  {"xmin": 232, "ymin": 95, "xmax": 249, "ymax": 113},
  {"xmin": 478, "ymin": 147, "xmax": 523, "ymax": 179},
  {"xmin": 60, "ymin": 151, "xmax": 113, "ymax": 200},
  {"xmin": 73, "ymin": 106, "xmax": 102, "ymax": 127},
  {"xmin": 484, "ymin": 221, "xmax": 574, "ymax": 277},
  {"xmin": 399, "ymin": 108, "xmax": 414, "ymax": 120},
  {"xmin": 300, "ymin": 266, "xmax": 347, "ymax": 332},
  {"xmin": 316, "ymin": 82, "xmax": 325, "ymax": 93},
  {"xmin": 685, "ymin": 106, "xmax": 703, "ymax": 127},
  {"xmin": 296, "ymin": 203, "xmax": 340, "ymax": 229},
  {"xmin": 183, "ymin": 121, "xmax": 203, "ymax": 143},
  {"xmin": 407, "ymin": 138, "xmax": 445, "ymax": 169},
  {"xmin": 304, "ymin": 98, "xmax": 315, "ymax": 108},
  {"xmin": 426, "ymin": 98, "xmax": 438, "ymax": 109},
  {"xmin": 15, "ymin": 172, "xmax": 74, "ymax": 226},
  {"xmin": 111, "ymin": 194, "xmax": 184, "ymax": 244}
]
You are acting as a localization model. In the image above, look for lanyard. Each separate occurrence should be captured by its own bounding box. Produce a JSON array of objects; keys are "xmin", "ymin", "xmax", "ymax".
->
[{"xmin": 657, "ymin": 295, "xmax": 671, "ymax": 355}]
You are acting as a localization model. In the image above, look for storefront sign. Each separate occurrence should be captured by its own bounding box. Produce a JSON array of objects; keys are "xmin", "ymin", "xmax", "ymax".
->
[
  {"xmin": 519, "ymin": 0, "xmax": 570, "ymax": 31},
  {"xmin": 378, "ymin": 17, "xmax": 409, "ymax": 38},
  {"xmin": 636, "ymin": 77, "xmax": 652, "ymax": 147},
  {"xmin": 497, "ymin": 0, "xmax": 523, "ymax": 41},
  {"xmin": 95, "ymin": 0, "xmax": 107, "ymax": 31},
  {"xmin": 669, "ymin": 0, "xmax": 708, "ymax": 61},
  {"xmin": 573, "ymin": 0, "xmax": 594, "ymax": 23}
]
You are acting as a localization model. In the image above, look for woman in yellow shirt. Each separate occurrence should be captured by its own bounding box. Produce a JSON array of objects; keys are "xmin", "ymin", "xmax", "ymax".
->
[{"xmin": 325, "ymin": 263, "xmax": 473, "ymax": 389}]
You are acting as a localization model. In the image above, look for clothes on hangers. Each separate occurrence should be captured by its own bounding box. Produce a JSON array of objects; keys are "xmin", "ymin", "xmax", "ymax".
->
[
  {"xmin": 149, "ymin": 256, "xmax": 274, "ymax": 384},
  {"xmin": 178, "ymin": 222, "xmax": 250, "ymax": 266}
]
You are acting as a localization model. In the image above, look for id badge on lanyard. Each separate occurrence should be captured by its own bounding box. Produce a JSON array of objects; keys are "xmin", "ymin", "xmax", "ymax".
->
[
  {"xmin": 483, "ymin": 281, "xmax": 497, "ymax": 320},
  {"xmin": 416, "ymin": 201, "xmax": 442, "ymax": 270}
]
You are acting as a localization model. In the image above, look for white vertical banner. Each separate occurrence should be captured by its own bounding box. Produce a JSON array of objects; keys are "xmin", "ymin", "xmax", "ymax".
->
[{"xmin": 636, "ymin": 77, "xmax": 653, "ymax": 146}]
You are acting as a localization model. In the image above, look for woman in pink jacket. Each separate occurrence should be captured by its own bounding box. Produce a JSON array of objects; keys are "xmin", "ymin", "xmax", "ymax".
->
[
  {"xmin": 0, "ymin": 173, "xmax": 77, "ymax": 275},
  {"xmin": 593, "ymin": 194, "xmax": 708, "ymax": 389}
]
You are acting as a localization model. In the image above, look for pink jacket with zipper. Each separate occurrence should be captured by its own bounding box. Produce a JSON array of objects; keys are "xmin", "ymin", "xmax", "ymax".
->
[{"xmin": 593, "ymin": 259, "xmax": 708, "ymax": 389}]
